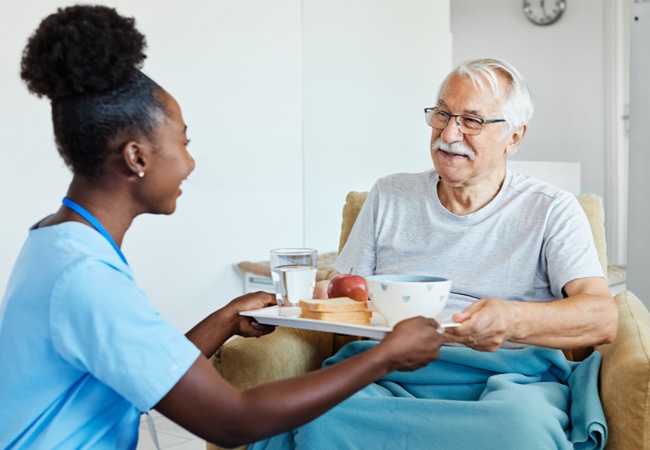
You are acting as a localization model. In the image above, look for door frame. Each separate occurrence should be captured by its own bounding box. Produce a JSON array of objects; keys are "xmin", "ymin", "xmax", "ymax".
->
[{"xmin": 604, "ymin": 0, "xmax": 630, "ymax": 266}]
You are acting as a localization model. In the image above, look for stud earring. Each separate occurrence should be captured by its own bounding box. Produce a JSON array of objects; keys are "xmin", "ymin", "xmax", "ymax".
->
[{"xmin": 138, "ymin": 171, "xmax": 145, "ymax": 178}]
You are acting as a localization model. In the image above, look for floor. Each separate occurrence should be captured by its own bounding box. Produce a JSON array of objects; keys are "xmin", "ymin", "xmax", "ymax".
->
[{"xmin": 137, "ymin": 410, "xmax": 205, "ymax": 450}]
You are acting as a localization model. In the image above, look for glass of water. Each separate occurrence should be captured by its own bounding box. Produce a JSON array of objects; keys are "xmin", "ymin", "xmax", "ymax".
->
[{"xmin": 270, "ymin": 248, "xmax": 318, "ymax": 317}]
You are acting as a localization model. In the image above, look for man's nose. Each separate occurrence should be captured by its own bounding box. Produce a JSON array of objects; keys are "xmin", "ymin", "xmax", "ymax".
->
[{"xmin": 440, "ymin": 116, "xmax": 464, "ymax": 142}]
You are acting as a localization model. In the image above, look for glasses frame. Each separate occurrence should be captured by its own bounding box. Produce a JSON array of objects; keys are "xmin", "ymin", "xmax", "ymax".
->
[{"xmin": 424, "ymin": 107, "xmax": 506, "ymax": 136}]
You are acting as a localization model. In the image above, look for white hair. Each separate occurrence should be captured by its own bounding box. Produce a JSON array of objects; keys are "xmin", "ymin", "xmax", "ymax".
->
[{"xmin": 438, "ymin": 58, "xmax": 534, "ymax": 137}]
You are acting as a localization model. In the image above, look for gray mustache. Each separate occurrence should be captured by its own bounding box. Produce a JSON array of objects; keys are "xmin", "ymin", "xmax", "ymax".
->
[{"xmin": 432, "ymin": 138, "xmax": 476, "ymax": 161}]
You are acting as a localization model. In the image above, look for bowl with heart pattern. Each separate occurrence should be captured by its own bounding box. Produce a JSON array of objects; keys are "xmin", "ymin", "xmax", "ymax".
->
[{"xmin": 366, "ymin": 275, "xmax": 452, "ymax": 327}]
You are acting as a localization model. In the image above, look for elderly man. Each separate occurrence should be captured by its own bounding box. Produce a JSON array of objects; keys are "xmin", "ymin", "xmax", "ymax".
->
[
  {"xmin": 251, "ymin": 58, "xmax": 618, "ymax": 450},
  {"xmin": 336, "ymin": 58, "xmax": 617, "ymax": 352}
]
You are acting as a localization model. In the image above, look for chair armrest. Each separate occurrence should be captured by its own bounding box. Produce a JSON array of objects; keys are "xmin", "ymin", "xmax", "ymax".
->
[
  {"xmin": 211, "ymin": 327, "xmax": 336, "ymax": 389},
  {"xmin": 596, "ymin": 290, "xmax": 650, "ymax": 450},
  {"xmin": 205, "ymin": 327, "xmax": 337, "ymax": 450}
]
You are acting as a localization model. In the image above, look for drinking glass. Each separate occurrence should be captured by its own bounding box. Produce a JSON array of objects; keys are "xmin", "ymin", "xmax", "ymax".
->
[{"xmin": 270, "ymin": 248, "xmax": 318, "ymax": 317}]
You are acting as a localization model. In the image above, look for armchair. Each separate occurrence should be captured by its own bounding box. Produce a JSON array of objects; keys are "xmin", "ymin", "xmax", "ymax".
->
[{"xmin": 208, "ymin": 192, "xmax": 650, "ymax": 450}]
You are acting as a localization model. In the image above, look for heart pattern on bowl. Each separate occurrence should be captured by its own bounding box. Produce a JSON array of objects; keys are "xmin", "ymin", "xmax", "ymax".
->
[{"xmin": 366, "ymin": 275, "xmax": 451, "ymax": 326}]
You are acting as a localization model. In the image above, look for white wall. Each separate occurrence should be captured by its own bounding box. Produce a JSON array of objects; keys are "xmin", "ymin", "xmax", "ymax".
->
[
  {"xmin": 450, "ymin": 0, "xmax": 606, "ymax": 199},
  {"xmin": 303, "ymin": 0, "xmax": 452, "ymax": 252},
  {"xmin": 0, "ymin": 0, "xmax": 303, "ymax": 333},
  {"xmin": 0, "ymin": 1, "xmax": 451, "ymax": 332}
]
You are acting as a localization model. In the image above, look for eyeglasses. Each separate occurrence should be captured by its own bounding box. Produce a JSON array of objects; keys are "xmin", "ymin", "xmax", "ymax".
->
[{"xmin": 424, "ymin": 108, "xmax": 506, "ymax": 136}]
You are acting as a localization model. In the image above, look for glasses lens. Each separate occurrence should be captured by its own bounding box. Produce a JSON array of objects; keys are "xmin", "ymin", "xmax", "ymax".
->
[
  {"xmin": 427, "ymin": 109, "xmax": 450, "ymax": 130},
  {"xmin": 458, "ymin": 116, "xmax": 483, "ymax": 135}
]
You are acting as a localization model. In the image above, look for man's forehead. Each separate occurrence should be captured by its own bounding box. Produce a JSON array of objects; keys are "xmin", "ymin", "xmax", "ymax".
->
[
  {"xmin": 437, "ymin": 76, "xmax": 504, "ymax": 114},
  {"xmin": 436, "ymin": 98, "xmax": 489, "ymax": 117}
]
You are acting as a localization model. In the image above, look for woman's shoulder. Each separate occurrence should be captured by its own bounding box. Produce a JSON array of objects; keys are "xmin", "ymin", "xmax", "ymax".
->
[{"xmin": 27, "ymin": 222, "xmax": 133, "ymax": 282}]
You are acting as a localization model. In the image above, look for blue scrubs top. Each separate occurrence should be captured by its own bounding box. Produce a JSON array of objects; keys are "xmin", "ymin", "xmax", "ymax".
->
[{"xmin": 0, "ymin": 222, "xmax": 200, "ymax": 449}]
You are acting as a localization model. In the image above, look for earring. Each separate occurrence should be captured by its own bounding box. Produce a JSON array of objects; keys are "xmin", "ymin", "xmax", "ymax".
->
[{"xmin": 138, "ymin": 171, "xmax": 145, "ymax": 178}]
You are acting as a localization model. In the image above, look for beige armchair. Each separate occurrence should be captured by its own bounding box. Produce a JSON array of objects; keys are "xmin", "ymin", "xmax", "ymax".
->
[{"xmin": 208, "ymin": 192, "xmax": 650, "ymax": 450}]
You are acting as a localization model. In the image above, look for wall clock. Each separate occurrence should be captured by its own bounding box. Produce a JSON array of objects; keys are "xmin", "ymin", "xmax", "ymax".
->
[{"xmin": 523, "ymin": 0, "xmax": 566, "ymax": 26}]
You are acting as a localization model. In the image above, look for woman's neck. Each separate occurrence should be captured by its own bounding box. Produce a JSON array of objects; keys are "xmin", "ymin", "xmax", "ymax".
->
[{"xmin": 40, "ymin": 177, "xmax": 136, "ymax": 247}]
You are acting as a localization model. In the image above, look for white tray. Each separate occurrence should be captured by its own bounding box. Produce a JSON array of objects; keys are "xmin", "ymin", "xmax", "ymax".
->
[{"xmin": 239, "ymin": 303, "xmax": 459, "ymax": 341}]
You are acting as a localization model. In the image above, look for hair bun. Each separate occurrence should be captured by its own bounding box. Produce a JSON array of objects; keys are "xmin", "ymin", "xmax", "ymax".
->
[{"xmin": 21, "ymin": 5, "xmax": 147, "ymax": 100}]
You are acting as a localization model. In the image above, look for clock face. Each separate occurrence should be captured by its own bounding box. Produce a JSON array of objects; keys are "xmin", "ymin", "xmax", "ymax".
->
[{"xmin": 523, "ymin": 0, "xmax": 566, "ymax": 26}]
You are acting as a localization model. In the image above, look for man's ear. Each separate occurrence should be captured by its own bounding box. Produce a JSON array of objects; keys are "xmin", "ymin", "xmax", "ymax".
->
[
  {"xmin": 123, "ymin": 141, "xmax": 149, "ymax": 177},
  {"xmin": 505, "ymin": 125, "xmax": 527, "ymax": 156}
]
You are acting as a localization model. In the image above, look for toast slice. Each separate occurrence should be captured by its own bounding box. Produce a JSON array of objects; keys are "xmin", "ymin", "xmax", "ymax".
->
[
  {"xmin": 298, "ymin": 297, "xmax": 368, "ymax": 312},
  {"xmin": 299, "ymin": 309, "xmax": 371, "ymax": 326},
  {"xmin": 298, "ymin": 297, "xmax": 370, "ymax": 325}
]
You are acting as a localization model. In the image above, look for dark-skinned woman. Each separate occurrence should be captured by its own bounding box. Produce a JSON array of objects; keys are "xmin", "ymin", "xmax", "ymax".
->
[{"xmin": 0, "ymin": 5, "xmax": 444, "ymax": 449}]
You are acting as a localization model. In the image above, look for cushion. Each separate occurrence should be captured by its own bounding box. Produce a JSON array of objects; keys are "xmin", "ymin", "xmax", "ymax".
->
[
  {"xmin": 338, "ymin": 191, "xmax": 369, "ymax": 253},
  {"xmin": 607, "ymin": 264, "xmax": 627, "ymax": 287},
  {"xmin": 596, "ymin": 291, "xmax": 650, "ymax": 450},
  {"xmin": 576, "ymin": 193, "xmax": 608, "ymax": 276}
]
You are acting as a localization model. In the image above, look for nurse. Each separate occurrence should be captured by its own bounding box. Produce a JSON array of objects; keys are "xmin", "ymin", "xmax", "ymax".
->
[{"xmin": 0, "ymin": 5, "xmax": 444, "ymax": 449}]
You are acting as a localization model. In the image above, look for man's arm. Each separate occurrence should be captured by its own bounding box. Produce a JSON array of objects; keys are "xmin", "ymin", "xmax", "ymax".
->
[{"xmin": 445, "ymin": 276, "xmax": 618, "ymax": 351}]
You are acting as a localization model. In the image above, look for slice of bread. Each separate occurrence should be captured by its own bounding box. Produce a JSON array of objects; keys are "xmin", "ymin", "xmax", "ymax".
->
[
  {"xmin": 299, "ymin": 309, "xmax": 371, "ymax": 326},
  {"xmin": 299, "ymin": 297, "xmax": 368, "ymax": 312},
  {"xmin": 300, "ymin": 309, "xmax": 372, "ymax": 320},
  {"xmin": 298, "ymin": 298, "xmax": 370, "ymax": 325}
]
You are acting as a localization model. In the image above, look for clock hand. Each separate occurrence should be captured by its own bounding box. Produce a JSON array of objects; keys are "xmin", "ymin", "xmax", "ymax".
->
[{"xmin": 541, "ymin": 0, "xmax": 547, "ymax": 19}]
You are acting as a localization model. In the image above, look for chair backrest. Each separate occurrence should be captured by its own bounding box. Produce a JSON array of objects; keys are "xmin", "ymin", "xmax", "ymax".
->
[
  {"xmin": 338, "ymin": 191, "xmax": 369, "ymax": 254},
  {"xmin": 338, "ymin": 191, "xmax": 608, "ymax": 276}
]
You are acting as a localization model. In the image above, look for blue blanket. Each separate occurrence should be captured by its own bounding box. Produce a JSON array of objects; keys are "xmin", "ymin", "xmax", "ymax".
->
[{"xmin": 250, "ymin": 342, "xmax": 607, "ymax": 450}]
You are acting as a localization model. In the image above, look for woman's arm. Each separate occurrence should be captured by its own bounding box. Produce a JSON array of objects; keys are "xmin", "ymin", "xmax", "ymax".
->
[
  {"xmin": 185, "ymin": 291, "xmax": 277, "ymax": 357},
  {"xmin": 156, "ymin": 315, "xmax": 443, "ymax": 448}
]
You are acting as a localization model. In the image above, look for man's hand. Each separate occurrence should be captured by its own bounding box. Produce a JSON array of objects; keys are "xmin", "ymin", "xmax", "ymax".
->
[
  {"xmin": 443, "ymin": 297, "xmax": 521, "ymax": 352},
  {"xmin": 313, "ymin": 279, "xmax": 330, "ymax": 299}
]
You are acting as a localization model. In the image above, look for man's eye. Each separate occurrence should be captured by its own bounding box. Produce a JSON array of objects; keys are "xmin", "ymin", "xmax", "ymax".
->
[
  {"xmin": 462, "ymin": 117, "xmax": 482, "ymax": 128},
  {"xmin": 434, "ymin": 111, "xmax": 449, "ymax": 120}
]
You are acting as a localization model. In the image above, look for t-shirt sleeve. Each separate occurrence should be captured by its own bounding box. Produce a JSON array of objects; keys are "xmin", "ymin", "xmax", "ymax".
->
[
  {"xmin": 334, "ymin": 182, "xmax": 380, "ymax": 277},
  {"xmin": 543, "ymin": 194, "xmax": 605, "ymax": 298},
  {"xmin": 50, "ymin": 259, "xmax": 201, "ymax": 412}
]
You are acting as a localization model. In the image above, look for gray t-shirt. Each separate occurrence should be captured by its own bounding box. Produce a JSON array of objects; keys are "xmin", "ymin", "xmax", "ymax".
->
[{"xmin": 335, "ymin": 169, "xmax": 604, "ymax": 312}]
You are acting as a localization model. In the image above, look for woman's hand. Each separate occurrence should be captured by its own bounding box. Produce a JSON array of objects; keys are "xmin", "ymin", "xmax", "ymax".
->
[
  {"xmin": 186, "ymin": 291, "xmax": 276, "ymax": 357},
  {"xmin": 223, "ymin": 291, "xmax": 277, "ymax": 338},
  {"xmin": 377, "ymin": 316, "xmax": 444, "ymax": 371}
]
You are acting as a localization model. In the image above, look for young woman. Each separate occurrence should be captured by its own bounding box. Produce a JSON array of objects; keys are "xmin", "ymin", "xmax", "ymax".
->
[{"xmin": 0, "ymin": 5, "xmax": 444, "ymax": 448}]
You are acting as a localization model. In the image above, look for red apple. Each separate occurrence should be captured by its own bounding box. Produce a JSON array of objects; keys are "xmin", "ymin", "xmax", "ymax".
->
[{"xmin": 328, "ymin": 272, "xmax": 368, "ymax": 302}]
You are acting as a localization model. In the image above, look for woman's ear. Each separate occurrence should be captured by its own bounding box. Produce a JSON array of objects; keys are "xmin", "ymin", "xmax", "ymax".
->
[
  {"xmin": 505, "ymin": 125, "xmax": 527, "ymax": 156},
  {"xmin": 123, "ymin": 141, "xmax": 149, "ymax": 178}
]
